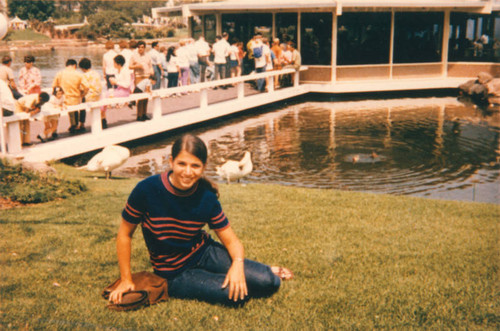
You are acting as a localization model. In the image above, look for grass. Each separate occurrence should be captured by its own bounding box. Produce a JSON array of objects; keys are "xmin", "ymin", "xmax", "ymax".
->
[
  {"xmin": 6, "ymin": 29, "xmax": 51, "ymax": 41},
  {"xmin": 0, "ymin": 158, "xmax": 87, "ymax": 203},
  {"xmin": 0, "ymin": 163, "xmax": 498, "ymax": 330}
]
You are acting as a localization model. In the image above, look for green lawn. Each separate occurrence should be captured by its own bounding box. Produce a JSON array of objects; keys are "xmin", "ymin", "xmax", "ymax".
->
[
  {"xmin": 0, "ymin": 163, "xmax": 498, "ymax": 330},
  {"xmin": 6, "ymin": 29, "xmax": 51, "ymax": 41}
]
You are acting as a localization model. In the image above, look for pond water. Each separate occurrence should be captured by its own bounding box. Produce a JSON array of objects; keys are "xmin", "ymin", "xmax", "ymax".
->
[
  {"xmin": 96, "ymin": 95, "xmax": 499, "ymax": 204},
  {"xmin": 7, "ymin": 46, "xmax": 106, "ymax": 88},
  {"xmin": 8, "ymin": 47, "xmax": 498, "ymax": 203}
]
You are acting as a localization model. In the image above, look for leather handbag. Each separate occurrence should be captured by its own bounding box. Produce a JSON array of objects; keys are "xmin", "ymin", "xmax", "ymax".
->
[{"xmin": 101, "ymin": 271, "xmax": 168, "ymax": 311}]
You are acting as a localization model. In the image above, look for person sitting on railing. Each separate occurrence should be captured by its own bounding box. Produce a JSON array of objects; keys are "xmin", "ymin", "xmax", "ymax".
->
[
  {"xmin": 14, "ymin": 92, "xmax": 49, "ymax": 146},
  {"xmin": 37, "ymin": 86, "xmax": 64, "ymax": 143}
]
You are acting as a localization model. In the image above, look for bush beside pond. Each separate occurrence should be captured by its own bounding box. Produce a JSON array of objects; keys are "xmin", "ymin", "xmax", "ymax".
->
[{"xmin": 0, "ymin": 158, "xmax": 87, "ymax": 203}]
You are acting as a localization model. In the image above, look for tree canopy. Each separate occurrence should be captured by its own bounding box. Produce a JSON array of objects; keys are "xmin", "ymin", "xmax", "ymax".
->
[{"xmin": 8, "ymin": 0, "xmax": 55, "ymax": 21}]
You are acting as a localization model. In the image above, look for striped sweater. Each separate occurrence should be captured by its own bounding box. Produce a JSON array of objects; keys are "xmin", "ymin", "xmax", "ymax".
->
[{"xmin": 122, "ymin": 171, "xmax": 229, "ymax": 277}]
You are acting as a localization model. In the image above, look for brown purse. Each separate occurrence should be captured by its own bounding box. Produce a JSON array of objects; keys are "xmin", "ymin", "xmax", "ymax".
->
[{"xmin": 101, "ymin": 271, "xmax": 168, "ymax": 311}]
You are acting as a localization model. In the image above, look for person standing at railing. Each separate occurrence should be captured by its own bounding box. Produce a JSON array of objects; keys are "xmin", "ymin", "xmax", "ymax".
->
[
  {"xmin": 101, "ymin": 55, "xmax": 134, "ymax": 123},
  {"xmin": 187, "ymin": 38, "xmax": 200, "ymax": 85},
  {"xmin": 79, "ymin": 58, "xmax": 103, "ymax": 128},
  {"xmin": 0, "ymin": 79, "xmax": 15, "ymax": 117},
  {"xmin": 119, "ymin": 40, "xmax": 134, "ymax": 70},
  {"xmin": 212, "ymin": 35, "xmax": 229, "ymax": 89},
  {"xmin": 176, "ymin": 39, "xmax": 191, "ymax": 94},
  {"xmin": 14, "ymin": 92, "xmax": 49, "ymax": 146},
  {"xmin": 130, "ymin": 41, "xmax": 154, "ymax": 120},
  {"xmin": 102, "ymin": 40, "xmax": 118, "ymax": 90},
  {"xmin": 195, "ymin": 36, "xmax": 210, "ymax": 83},
  {"xmin": 18, "ymin": 55, "xmax": 41, "ymax": 95},
  {"xmin": 52, "ymin": 59, "xmax": 87, "ymax": 134},
  {"xmin": 251, "ymin": 33, "xmax": 269, "ymax": 92},
  {"xmin": 165, "ymin": 46, "xmax": 180, "ymax": 90},
  {"xmin": 148, "ymin": 41, "xmax": 163, "ymax": 90},
  {"xmin": 0, "ymin": 55, "xmax": 22, "ymax": 99},
  {"xmin": 229, "ymin": 38, "xmax": 241, "ymax": 81},
  {"xmin": 271, "ymin": 38, "xmax": 283, "ymax": 88}
]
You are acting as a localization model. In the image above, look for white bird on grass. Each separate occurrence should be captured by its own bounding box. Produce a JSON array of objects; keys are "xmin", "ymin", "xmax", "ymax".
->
[
  {"xmin": 79, "ymin": 145, "xmax": 130, "ymax": 179},
  {"xmin": 216, "ymin": 151, "xmax": 253, "ymax": 184}
]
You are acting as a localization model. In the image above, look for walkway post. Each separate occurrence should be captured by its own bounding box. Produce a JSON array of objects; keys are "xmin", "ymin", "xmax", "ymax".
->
[
  {"xmin": 152, "ymin": 94, "xmax": 162, "ymax": 119},
  {"xmin": 90, "ymin": 105, "xmax": 102, "ymax": 134}
]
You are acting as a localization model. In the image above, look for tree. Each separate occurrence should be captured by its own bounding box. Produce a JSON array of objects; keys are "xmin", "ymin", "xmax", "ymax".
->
[
  {"xmin": 8, "ymin": 0, "xmax": 55, "ymax": 21},
  {"xmin": 84, "ymin": 9, "xmax": 134, "ymax": 39}
]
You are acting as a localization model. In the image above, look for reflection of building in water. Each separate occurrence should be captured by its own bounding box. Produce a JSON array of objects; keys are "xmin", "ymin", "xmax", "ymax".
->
[{"xmin": 153, "ymin": 0, "xmax": 499, "ymax": 92}]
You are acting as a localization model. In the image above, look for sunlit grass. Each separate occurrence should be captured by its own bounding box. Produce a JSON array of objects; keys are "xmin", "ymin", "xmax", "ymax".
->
[
  {"xmin": 6, "ymin": 28, "xmax": 51, "ymax": 41},
  {"xmin": 0, "ymin": 163, "xmax": 498, "ymax": 329}
]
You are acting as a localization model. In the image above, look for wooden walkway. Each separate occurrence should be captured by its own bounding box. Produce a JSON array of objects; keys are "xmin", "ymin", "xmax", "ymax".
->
[{"xmin": 2, "ymin": 68, "xmax": 308, "ymax": 162}]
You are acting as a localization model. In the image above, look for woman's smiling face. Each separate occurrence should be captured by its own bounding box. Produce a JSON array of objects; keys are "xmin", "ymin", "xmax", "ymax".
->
[{"xmin": 168, "ymin": 150, "xmax": 205, "ymax": 190}]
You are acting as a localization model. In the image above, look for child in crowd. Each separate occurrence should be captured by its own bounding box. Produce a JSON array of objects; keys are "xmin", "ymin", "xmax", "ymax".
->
[
  {"xmin": 15, "ymin": 92, "xmax": 50, "ymax": 146},
  {"xmin": 38, "ymin": 86, "xmax": 64, "ymax": 143},
  {"xmin": 133, "ymin": 74, "xmax": 156, "ymax": 121}
]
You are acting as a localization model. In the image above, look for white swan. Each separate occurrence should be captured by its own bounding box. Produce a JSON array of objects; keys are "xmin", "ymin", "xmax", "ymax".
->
[
  {"xmin": 216, "ymin": 151, "xmax": 253, "ymax": 184},
  {"xmin": 80, "ymin": 145, "xmax": 130, "ymax": 179}
]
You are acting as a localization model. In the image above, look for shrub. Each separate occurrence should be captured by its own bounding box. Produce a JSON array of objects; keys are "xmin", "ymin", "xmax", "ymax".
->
[{"xmin": 0, "ymin": 158, "xmax": 87, "ymax": 203}]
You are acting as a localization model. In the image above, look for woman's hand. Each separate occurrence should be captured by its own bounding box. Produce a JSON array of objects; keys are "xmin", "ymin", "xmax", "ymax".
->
[
  {"xmin": 222, "ymin": 259, "xmax": 248, "ymax": 302},
  {"xmin": 108, "ymin": 279, "xmax": 135, "ymax": 304}
]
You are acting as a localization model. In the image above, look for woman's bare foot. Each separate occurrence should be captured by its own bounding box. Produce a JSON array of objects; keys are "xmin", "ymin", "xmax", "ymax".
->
[{"xmin": 271, "ymin": 266, "xmax": 293, "ymax": 280}]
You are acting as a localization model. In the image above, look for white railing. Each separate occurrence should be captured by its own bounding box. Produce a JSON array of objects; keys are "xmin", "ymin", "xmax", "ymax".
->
[{"xmin": 1, "ymin": 67, "xmax": 306, "ymax": 157}]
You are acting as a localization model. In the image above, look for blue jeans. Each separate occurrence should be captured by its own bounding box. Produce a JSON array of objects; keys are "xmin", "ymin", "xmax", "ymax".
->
[
  {"xmin": 256, "ymin": 66, "xmax": 266, "ymax": 91},
  {"xmin": 153, "ymin": 65, "xmax": 162, "ymax": 90},
  {"xmin": 189, "ymin": 61, "xmax": 200, "ymax": 84},
  {"xmin": 167, "ymin": 240, "xmax": 281, "ymax": 307}
]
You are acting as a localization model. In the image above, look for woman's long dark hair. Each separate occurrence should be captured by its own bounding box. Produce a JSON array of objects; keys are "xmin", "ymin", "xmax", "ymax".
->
[
  {"xmin": 171, "ymin": 134, "xmax": 219, "ymax": 197},
  {"xmin": 166, "ymin": 46, "xmax": 176, "ymax": 62}
]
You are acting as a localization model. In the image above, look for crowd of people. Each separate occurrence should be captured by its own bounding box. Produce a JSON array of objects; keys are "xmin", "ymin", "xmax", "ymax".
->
[{"xmin": 0, "ymin": 33, "xmax": 301, "ymax": 147}]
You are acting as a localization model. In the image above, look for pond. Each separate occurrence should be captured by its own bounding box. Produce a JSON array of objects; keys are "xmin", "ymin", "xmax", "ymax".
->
[
  {"xmin": 8, "ymin": 45, "xmax": 106, "ymax": 89},
  {"xmin": 94, "ymin": 95, "xmax": 499, "ymax": 204}
]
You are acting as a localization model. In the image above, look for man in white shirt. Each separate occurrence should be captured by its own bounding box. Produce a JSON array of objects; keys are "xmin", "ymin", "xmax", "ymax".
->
[
  {"xmin": 212, "ymin": 35, "xmax": 229, "ymax": 84},
  {"xmin": 252, "ymin": 33, "xmax": 268, "ymax": 92},
  {"xmin": 195, "ymin": 36, "xmax": 211, "ymax": 82},
  {"xmin": 148, "ymin": 41, "xmax": 163, "ymax": 90},
  {"xmin": 102, "ymin": 40, "xmax": 118, "ymax": 89},
  {"xmin": 187, "ymin": 38, "xmax": 200, "ymax": 85}
]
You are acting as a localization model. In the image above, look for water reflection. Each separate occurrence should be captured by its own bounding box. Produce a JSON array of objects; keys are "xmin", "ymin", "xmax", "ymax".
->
[
  {"xmin": 105, "ymin": 97, "xmax": 499, "ymax": 204},
  {"xmin": 8, "ymin": 46, "xmax": 105, "ymax": 88}
]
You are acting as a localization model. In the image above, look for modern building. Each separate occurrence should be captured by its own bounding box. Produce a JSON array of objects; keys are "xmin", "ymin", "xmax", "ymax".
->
[{"xmin": 152, "ymin": 0, "xmax": 500, "ymax": 92}]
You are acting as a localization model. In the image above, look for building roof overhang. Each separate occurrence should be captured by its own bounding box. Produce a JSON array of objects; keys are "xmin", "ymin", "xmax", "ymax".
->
[{"xmin": 152, "ymin": 0, "xmax": 497, "ymax": 18}]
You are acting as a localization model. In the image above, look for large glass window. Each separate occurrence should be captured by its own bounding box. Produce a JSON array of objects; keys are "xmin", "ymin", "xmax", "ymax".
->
[
  {"xmin": 301, "ymin": 12, "xmax": 332, "ymax": 65},
  {"xmin": 394, "ymin": 12, "xmax": 444, "ymax": 63},
  {"xmin": 448, "ymin": 12, "xmax": 500, "ymax": 62},
  {"xmin": 190, "ymin": 15, "xmax": 202, "ymax": 40},
  {"xmin": 204, "ymin": 14, "xmax": 216, "ymax": 44},
  {"xmin": 276, "ymin": 13, "xmax": 297, "ymax": 45},
  {"xmin": 337, "ymin": 12, "xmax": 391, "ymax": 65},
  {"xmin": 222, "ymin": 13, "xmax": 272, "ymax": 45}
]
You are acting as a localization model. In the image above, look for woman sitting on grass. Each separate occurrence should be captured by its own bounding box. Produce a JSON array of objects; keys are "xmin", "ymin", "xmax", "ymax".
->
[{"xmin": 109, "ymin": 134, "xmax": 292, "ymax": 307}]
